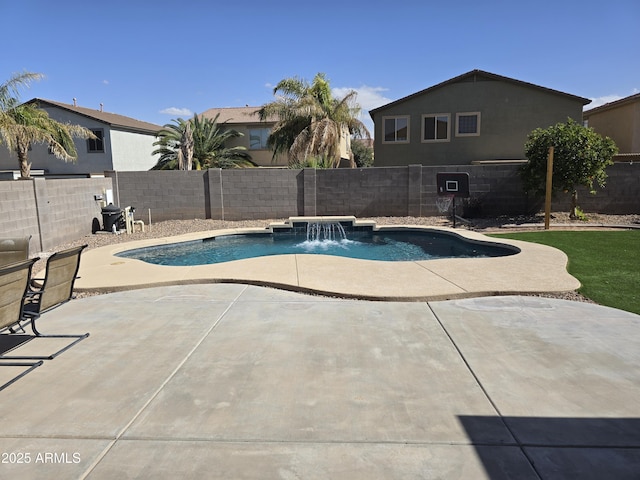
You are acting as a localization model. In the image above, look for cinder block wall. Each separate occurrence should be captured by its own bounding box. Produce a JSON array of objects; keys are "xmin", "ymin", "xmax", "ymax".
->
[
  {"xmin": 108, "ymin": 170, "xmax": 208, "ymax": 222},
  {"xmin": 0, "ymin": 180, "xmax": 39, "ymax": 253},
  {"xmin": 110, "ymin": 169, "xmax": 303, "ymax": 222},
  {"xmin": 316, "ymin": 167, "xmax": 409, "ymax": 216},
  {"xmin": 551, "ymin": 162, "xmax": 640, "ymax": 214},
  {"xmin": 3, "ymin": 163, "xmax": 635, "ymax": 252},
  {"xmin": 418, "ymin": 163, "xmax": 639, "ymax": 217},
  {"xmin": 420, "ymin": 165, "xmax": 535, "ymax": 217},
  {"xmin": 111, "ymin": 163, "xmax": 639, "ymax": 221},
  {"xmin": 0, "ymin": 177, "xmax": 112, "ymax": 252},
  {"xmin": 220, "ymin": 169, "xmax": 302, "ymax": 220},
  {"xmin": 37, "ymin": 178, "xmax": 112, "ymax": 250}
]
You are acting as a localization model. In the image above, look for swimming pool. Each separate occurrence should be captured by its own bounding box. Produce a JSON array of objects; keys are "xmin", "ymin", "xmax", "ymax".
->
[{"xmin": 116, "ymin": 228, "xmax": 519, "ymax": 266}]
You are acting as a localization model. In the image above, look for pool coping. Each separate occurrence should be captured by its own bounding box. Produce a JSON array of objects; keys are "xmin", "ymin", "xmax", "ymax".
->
[{"xmin": 73, "ymin": 224, "xmax": 581, "ymax": 301}]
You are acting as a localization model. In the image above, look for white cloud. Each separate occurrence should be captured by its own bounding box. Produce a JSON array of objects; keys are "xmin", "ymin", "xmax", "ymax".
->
[
  {"xmin": 587, "ymin": 88, "xmax": 639, "ymax": 109},
  {"xmin": 159, "ymin": 107, "xmax": 193, "ymax": 117},
  {"xmin": 102, "ymin": 80, "xmax": 109, "ymax": 85},
  {"xmin": 332, "ymin": 85, "xmax": 392, "ymax": 137},
  {"xmin": 332, "ymin": 85, "xmax": 391, "ymax": 111},
  {"xmin": 588, "ymin": 94, "xmax": 623, "ymax": 109}
]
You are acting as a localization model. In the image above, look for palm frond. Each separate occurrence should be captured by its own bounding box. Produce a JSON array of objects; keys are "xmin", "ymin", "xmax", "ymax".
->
[{"xmin": 0, "ymin": 72, "xmax": 44, "ymax": 112}]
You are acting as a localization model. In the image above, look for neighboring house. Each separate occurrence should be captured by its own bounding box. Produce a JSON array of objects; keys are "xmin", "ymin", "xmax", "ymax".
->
[
  {"xmin": 337, "ymin": 127, "xmax": 353, "ymax": 168},
  {"xmin": 199, "ymin": 106, "xmax": 353, "ymax": 167},
  {"xmin": 199, "ymin": 106, "xmax": 288, "ymax": 167},
  {"xmin": 0, "ymin": 98, "xmax": 162, "ymax": 176},
  {"xmin": 369, "ymin": 70, "xmax": 591, "ymax": 167},
  {"xmin": 583, "ymin": 93, "xmax": 640, "ymax": 162}
]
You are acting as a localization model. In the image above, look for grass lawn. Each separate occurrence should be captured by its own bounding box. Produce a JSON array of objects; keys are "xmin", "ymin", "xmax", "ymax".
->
[{"xmin": 491, "ymin": 230, "xmax": 640, "ymax": 315}]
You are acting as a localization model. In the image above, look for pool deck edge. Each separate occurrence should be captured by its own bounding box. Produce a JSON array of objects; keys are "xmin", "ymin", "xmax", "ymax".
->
[{"xmin": 72, "ymin": 226, "xmax": 581, "ymax": 300}]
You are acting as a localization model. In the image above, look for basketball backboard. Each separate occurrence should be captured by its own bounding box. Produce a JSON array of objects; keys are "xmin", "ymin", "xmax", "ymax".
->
[{"xmin": 436, "ymin": 172, "xmax": 470, "ymax": 198}]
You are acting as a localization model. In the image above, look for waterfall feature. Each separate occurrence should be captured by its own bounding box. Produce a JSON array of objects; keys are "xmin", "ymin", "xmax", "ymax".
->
[{"xmin": 306, "ymin": 222, "xmax": 347, "ymax": 242}]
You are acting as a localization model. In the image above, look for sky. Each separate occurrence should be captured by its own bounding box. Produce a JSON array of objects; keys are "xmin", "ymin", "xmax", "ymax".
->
[{"xmin": 2, "ymin": 0, "xmax": 639, "ymax": 136}]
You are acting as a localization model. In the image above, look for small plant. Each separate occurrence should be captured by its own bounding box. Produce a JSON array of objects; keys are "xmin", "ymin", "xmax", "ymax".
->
[
  {"xmin": 352, "ymin": 138, "xmax": 374, "ymax": 167},
  {"xmin": 574, "ymin": 207, "xmax": 588, "ymax": 221},
  {"xmin": 288, "ymin": 154, "xmax": 334, "ymax": 169}
]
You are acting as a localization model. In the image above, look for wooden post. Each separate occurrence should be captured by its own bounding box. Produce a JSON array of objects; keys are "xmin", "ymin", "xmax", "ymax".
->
[
  {"xmin": 544, "ymin": 147, "xmax": 554, "ymax": 230},
  {"xmin": 452, "ymin": 196, "xmax": 456, "ymax": 228}
]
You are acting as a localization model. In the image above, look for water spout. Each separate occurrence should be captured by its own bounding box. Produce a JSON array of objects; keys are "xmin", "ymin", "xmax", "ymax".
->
[{"xmin": 306, "ymin": 222, "xmax": 347, "ymax": 242}]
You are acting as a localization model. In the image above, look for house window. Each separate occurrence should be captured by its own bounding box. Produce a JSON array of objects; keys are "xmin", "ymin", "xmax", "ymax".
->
[
  {"xmin": 249, "ymin": 128, "xmax": 270, "ymax": 149},
  {"xmin": 422, "ymin": 114, "xmax": 450, "ymax": 142},
  {"xmin": 456, "ymin": 112, "xmax": 481, "ymax": 136},
  {"xmin": 87, "ymin": 129, "xmax": 104, "ymax": 153},
  {"xmin": 383, "ymin": 116, "xmax": 409, "ymax": 143}
]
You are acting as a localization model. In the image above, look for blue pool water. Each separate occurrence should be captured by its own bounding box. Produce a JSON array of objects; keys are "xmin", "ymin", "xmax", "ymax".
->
[{"xmin": 117, "ymin": 229, "xmax": 519, "ymax": 266}]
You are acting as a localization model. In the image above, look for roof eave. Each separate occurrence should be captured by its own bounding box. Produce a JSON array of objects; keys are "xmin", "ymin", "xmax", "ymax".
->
[
  {"xmin": 369, "ymin": 69, "xmax": 591, "ymax": 115},
  {"xmin": 583, "ymin": 93, "xmax": 640, "ymax": 116},
  {"xmin": 27, "ymin": 98, "xmax": 162, "ymax": 134}
]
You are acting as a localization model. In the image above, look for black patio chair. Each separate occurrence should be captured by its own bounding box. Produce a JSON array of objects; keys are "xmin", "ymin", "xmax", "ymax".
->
[
  {"xmin": 17, "ymin": 244, "xmax": 90, "ymax": 360},
  {"xmin": 0, "ymin": 258, "xmax": 43, "ymax": 391}
]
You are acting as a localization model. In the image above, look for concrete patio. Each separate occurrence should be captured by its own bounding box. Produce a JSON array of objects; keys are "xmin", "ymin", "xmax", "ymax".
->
[{"xmin": 1, "ymin": 284, "xmax": 639, "ymax": 479}]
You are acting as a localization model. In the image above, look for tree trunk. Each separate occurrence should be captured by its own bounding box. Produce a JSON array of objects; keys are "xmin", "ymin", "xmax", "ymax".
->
[
  {"xmin": 570, "ymin": 189, "xmax": 578, "ymax": 219},
  {"xmin": 17, "ymin": 145, "xmax": 31, "ymax": 179},
  {"xmin": 348, "ymin": 150, "xmax": 355, "ymax": 168},
  {"xmin": 180, "ymin": 122, "xmax": 194, "ymax": 171}
]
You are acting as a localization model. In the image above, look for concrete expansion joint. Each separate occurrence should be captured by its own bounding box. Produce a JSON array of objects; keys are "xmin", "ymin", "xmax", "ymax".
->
[
  {"xmin": 413, "ymin": 261, "xmax": 469, "ymax": 293},
  {"xmin": 294, "ymin": 254, "xmax": 301, "ymax": 286},
  {"xmin": 426, "ymin": 302, "xmax": 545, "ymax": 477},
  {"xmin": 79, "ymin": 286, "xmax": 250, "ymax": 479},
  {"xmin": 114, "ymin": 436, "xmax": 519, "ymax": 446}
]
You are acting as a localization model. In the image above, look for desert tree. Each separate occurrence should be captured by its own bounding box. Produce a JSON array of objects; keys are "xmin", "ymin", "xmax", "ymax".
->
[
  {"xmin": 521, "ymin": 118, "xmax": 618, "ymax": 218},
  {"xmin": 351, "ymin": 138, "xmax": 374, "ymax": 167}
]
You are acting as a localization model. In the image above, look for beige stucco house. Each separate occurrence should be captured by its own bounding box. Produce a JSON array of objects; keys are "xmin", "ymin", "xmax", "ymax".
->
[
  {"xmin": 0, "ymin": 98, "xmax": 162, "ymax": 176},
  {"xmin": 369, "ymin": 70, "xmax": 591, "ymax": 167},
  {"xmin": 200, "ymin": 106, "xmax": 354, "ymax": 168},
  {"xmin": 199, "ymin": 106, "xmax": 288, "ymax": 167},
  {"xmin": 583, "ymin": 93, "xmax": 640, "ymax": 162}
]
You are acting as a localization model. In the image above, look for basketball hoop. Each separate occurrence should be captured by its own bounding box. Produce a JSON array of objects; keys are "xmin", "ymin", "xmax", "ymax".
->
[{"xmin": 436, "ymin": 195, "xmax": 454, "ymax": 214}]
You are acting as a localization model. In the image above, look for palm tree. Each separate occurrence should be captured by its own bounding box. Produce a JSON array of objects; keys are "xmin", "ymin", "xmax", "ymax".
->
[
  {"xmin": 2, "ymin": 103, "xmax": 96, "ymax": 179},
  {"xmin": 151, "ymin": 114, "xmax": 255, "ymax": 170},
  {"xmin": 1, "ymin": 72, "xmax": 95, "ymax": 178},
  {"xmin": 151, "ymin": 118, "xmax": 189, "ymax": 170},
  {"xmin": 257, "ymin": 73, "xmax": 370, "ymax": 168}
]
